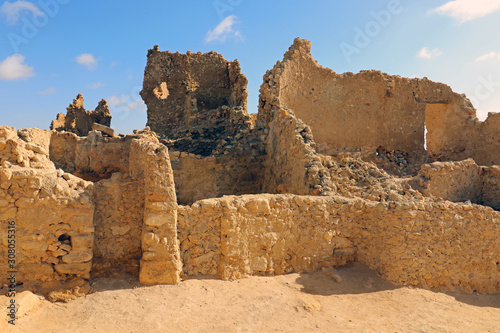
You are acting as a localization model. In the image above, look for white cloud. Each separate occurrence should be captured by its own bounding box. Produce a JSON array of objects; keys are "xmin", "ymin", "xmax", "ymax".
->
[
  {"xmin": 107, "ymin": 95, "xmax": 128, "ymax": 107},
  {"xmin": 125, "ymin": 100, "xmax": 146, "ymax": 112},
  {"xmin": 417, "ymin": 47, "xmax": 443, "ymax": 59},
  {"xmin": 37, "ymin": 87, "xmax": 56, "ymax": 95},
  {"xmin": 107, "ymin": 95, "xmax": 146, "ymax": 113},
  {"xmin": 430, "ymin": 0, "xmax": 500, "ymax": 23},
  {"xmin": 205, "ymin": 15, "xmax": 242, "ymax": 43},
  {"xmin": 474, "ymin": 51, "xmax": 500, "ymax": 62},
  {"xmin": 0, "ymin": 54, "xmax": 34, "ymax": 80},
  {"xmin": 76, "ymin": 53, "xmax": 98, "ymax": 70},
  {"xmin": 88, "ymin": 82, "xmax": 105, "ymax": 89},
  {"xmin": 1, "ymin": 0, "xmax": 43, "ymax": 25}
]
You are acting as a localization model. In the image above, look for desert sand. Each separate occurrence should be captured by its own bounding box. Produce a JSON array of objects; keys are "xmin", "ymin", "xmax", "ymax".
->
[{"xmin": 3, "ymin": 263, "xmax": 499, "ymax": 333}]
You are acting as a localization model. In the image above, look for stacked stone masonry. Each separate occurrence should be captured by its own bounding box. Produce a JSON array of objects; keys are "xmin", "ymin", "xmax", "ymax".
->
[{"xmin": 1, "ymin": 38, "xmax": 499, "ymax": 297}]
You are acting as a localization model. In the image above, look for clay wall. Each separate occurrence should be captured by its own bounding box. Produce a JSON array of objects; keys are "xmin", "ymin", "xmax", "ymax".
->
[
  {"xmin": 91, "ymin": 173, "xmax": 144, "ymax": 276},
  {"xmin": 426, "ymin": 104, "xmax": 500, "ymax": 166},
  {"xmin": 417, "ymin": 159, "xmax": 482, "ymax": 203},
  {"xmin": 480, "ymin": 166, "xmax": 500, "ymax": 211},
  {"xmin": 141, "ymin": 47, "xmax": 248, "ymax": 137},
  {"xmin": 262, "ymin": 108, "xmax": 333, "ymax": 195},
  {"xmin": 50, "ymin": 131, "xmax": 141, "ymax": 182},
  {"xmin": 259, "ymin": 38, "xmax": 499, "ymax": 173},
  {"xmin": 0, "ymin": 126, "xmax": 94, "ymax": 293},
  {"xmin": 178, "ymin": 194, "xmax": 500, "ymax": 293}
]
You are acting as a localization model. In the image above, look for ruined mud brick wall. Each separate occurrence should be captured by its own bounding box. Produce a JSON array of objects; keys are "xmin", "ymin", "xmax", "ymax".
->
[
  {"xmin": 141, "ymin": 46, "xmax": 248, "ymax": 137},
  {"xmin": 262, "ymin": 107, "xmax": 333, "ymax": 195},
  {"xmin": 141, "ymin": 47, "xmax": 268, "ymax": 201},
  {"xmin": 415, "ymin": 159, "xmax": 500, "ymax": 211},
  {"xmin": 259, "ymin": 38, "xmax": 498, "ymax": 173},
  {"xmin": 426, "ymin": 103, "xmax": 500, "ymax": 166},
  {"xmin": 417, "ymin": 159, "xmax": 482, "ymax": 203},
  {"xmin": 50, "ymin": 131, "xmax": 135, "ymax": 182},
  {"xmin": 51, "ymin": 94, "xmax": 112, "ymax": 137},
  {"xmin": 0, "ymin": 126, "xmax": 94, "ymax": 293},
  {"xmin": 129, "ymin": 139, "xmax": 182, "ymax": 285},
  {"xmin": 91, "ymin": 173, "xmax": 144, "ymax": 277},
  {"xmin": 481, "ymin": 166, "xmax": 500, "ymax": 211},
  {"xmin": 179, "ymin": 194, "xmax": 500, "ymax": 294}
]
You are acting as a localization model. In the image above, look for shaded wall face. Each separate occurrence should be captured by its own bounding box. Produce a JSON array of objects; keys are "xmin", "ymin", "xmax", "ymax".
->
[
  {"xmin": 278, "ymin": 60, "xmax": 425, "ymax": 156},
  {"xmin": 426, "ymin": 104, "xmax": 500, "ymax": 166},
  {"xmin": 141, "ymin": 49, "xmax": 248, "ymax": 137},
  {"xmin": 92, "ymin": 174, "xmax": 144, "ymax": 277}
]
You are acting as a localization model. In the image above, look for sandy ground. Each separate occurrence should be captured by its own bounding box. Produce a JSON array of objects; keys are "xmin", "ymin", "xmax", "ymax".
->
[{"xmin": 2, "ymin": 263, "xmax": 500, "ymax": 333}]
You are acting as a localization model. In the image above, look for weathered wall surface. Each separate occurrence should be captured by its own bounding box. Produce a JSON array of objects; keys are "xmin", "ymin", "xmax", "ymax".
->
[
  {"xmin": 129, "ymin": 139, "xmax": 182, "ymax": 285},
  {"xmin": 50, "ymin": 131, "xmax": 140, "ymax": 182},
  {"xmin": 51, "ymin": 94, "xmax": 112, "ymax": 137},
  {"xmin": 481, "ymin": 166, "xmax": 500, "ymax": 211},
  {"xmin": 262, "ymin": 108, "xmax": 333, "ymax": 195},
  {"xmin": 426, "ymin": 104, "xmax": 500, "ymax": 166},
  {"xmin": 179, "ymin": 194, "xmax": 500, "ymax": 294},
  {"xmin": 141, "ymin": 46, "xmax": 248, "ymax": 137},
  {"xmin": 259, "ymin": 38, "xmax": 499, "ymax": 173},
  {"xmin": 417, "ymin": 159, "xmax": 482, "ymax": 203},
  {"xmin": 0, "ymin": 126, "xmax": 94, "ymax": 293},
  {"xmin": 91, "ymin": 173, "xmax": 144, "ymax": 277},
  {"xmin": 169, "ymin": 150, "xmax": 218, "ymax": 205}
]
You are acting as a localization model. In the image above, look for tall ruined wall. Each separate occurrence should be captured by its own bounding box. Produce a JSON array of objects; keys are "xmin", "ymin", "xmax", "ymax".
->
[
  {"xmin": 0, "ymin": 126, "xmax": 94, "ymax": 293},
  {"xmin": 259, "ymin": 38, "xmax": 498, "ymax": 173},
  {"xmin": 179, "ymin": 194, "xmax": 500, "ymax": 294},
  {"xmin": 141, "ymin": 46, "xmax": 248, "ymax": 137},
  {"xmin": 51, "ymin": 94, "xmax": 111, "ymax": 137},
  {"xmin": 426, "ymin": 104, "xmax": 500, "ymax": 166}
]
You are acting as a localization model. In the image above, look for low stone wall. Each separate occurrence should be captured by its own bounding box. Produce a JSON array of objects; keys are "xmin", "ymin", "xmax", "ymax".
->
[
  {"xmin": 178, "ymin": 194, "xmax": 500, "ymax": 293},
  {"xmin": 417, "ymin": 159, "xmax": 482, "ymax": 203}
]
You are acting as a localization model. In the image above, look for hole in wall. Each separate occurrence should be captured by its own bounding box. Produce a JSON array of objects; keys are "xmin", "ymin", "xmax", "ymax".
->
[{"xmin": 58, "ymin": 233, "xmax": 72, "ymax": 245}]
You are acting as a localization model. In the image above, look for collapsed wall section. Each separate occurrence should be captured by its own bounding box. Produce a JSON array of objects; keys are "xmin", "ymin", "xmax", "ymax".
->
[
  {"xmin": 0, "ymin": 126, "xmax": 94, "ymax": 293},
  {"xmin": 179, "ymin": 194, "xmax": 500, "ymax": 294}
]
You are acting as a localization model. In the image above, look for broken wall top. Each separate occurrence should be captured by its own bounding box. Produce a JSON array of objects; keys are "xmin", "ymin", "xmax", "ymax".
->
[
  {"xmin": 141, "ymin": 46, "xmax": 249, "ymax": 137},
  {"xmin": 258, "ymin": 38, "xmax": 500, "ymax": 172},
  {"xmin": 51, "ymin": 94, "xmax": 112, "ymax": 137}
]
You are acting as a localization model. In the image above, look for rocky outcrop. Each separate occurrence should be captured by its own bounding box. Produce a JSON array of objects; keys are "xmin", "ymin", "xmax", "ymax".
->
[{"xmin": 51, "ymin": 94, "xmax": 112, "ymax": 137}]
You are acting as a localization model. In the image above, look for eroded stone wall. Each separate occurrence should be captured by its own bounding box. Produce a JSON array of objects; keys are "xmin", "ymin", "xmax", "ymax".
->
[
  {"xmin": 426, "ymin": 103, "xmax": 500, "ymax": 166},
  {"xmin": 0, "ymin": 126, "xmax": 94, "ymax": 293},
  {"xmin": 262, "ymin": 108, "xmax": 333, "ymax": 195},
  {"xmin": 141, "ymin": 46, "xmax": 248, "ymax": 137},
  {"xmin": 51, "ymin": 94, "xmax": 111, "ymax": 137},
  {"xmin": 481, "ymin": 166, "xmax": 500, "ymax": 211},
  {"xmin": 179, "ymin": 194, "xmax": 500, "ymax": 293},
  {"xmin": 259, "ymin": 38, "xmax": 499, "ymax": 174}
]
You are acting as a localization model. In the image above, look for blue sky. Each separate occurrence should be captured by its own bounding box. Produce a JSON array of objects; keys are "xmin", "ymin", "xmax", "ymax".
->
[{"xmin": 0, "ymin": 0, "xmax": 499, "ymax": 134}]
